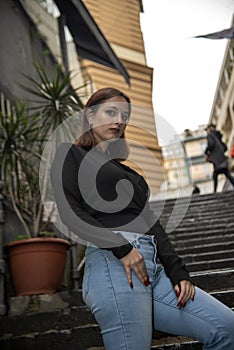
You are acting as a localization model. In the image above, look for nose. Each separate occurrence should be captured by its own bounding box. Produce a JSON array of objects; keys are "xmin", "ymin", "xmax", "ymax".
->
[{"xmin": 114, "ymin": 113, "xmax": 123, "ymax": 124}]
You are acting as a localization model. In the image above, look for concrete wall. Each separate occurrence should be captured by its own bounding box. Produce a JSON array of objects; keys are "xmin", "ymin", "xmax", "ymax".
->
[{"xmin": 0, "ymin": 0, "xmax": 58, "ymax": 102}]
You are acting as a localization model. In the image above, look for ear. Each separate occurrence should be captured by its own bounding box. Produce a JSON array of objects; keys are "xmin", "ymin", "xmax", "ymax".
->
[{"xmin": 86, "ymin": 108, "xmax": 94, "ymax": 125}]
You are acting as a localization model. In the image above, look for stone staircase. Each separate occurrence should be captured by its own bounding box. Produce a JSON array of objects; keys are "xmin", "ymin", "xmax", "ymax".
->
[{"xmin": 0, "ymin": 190, "xmax": 234, "ymax": 350}]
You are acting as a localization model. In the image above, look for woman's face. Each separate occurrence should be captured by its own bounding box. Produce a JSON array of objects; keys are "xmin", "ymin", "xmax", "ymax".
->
[{"xmin": 87, "ymin": 95, "xmax": 130, "ymax": 145}]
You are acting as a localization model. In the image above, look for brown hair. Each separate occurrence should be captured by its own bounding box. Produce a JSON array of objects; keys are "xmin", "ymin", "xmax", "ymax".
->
[{"xmin": 75, "ymin": 87, "xmax": 131, "ymax": 160}]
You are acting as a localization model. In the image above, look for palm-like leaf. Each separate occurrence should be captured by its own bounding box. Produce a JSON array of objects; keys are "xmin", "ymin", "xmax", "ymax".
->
[
  {"xmin": 1, "ymin": 63, "xmax": 84, "ymax": 236},
  {"xmin": 20, "ymin": 64, "xmax": 83, "ymax": 132}
]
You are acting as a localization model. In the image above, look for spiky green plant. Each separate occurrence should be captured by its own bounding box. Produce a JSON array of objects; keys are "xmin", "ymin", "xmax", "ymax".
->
[{"xmin": 0, "ymin": 64, "xmax": 84, "ymax": 237}]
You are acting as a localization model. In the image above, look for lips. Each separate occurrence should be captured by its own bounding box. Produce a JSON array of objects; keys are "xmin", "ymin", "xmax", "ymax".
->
[{"xmin": 109, "ymin": 128, "xmax": 120, "ymax": 134}]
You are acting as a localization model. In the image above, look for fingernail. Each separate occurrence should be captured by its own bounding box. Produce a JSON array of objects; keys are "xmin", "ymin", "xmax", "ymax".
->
[
  {"xmin": 191, "ymin": 296, "xmax": 194, "ymax": 301},
  {"xmin": 129, "ymin": 282, "xmax": 133, "ymax": 289},
  {"xmin": 144, "ymin": 280, "xmax": 150, "ymax": 286},
  {"xmin": 177, "ymin": 302, "xmax": 185, "ymax": 309},
  {"xmin": 175, "ymin": 290, "xmax": 180, "ymax": 297}
]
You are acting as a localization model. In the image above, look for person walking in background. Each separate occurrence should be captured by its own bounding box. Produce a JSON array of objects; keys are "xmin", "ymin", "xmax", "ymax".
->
[
  {"xmin": 51, "ymin": 88, "xmax": 234, "ymax": 350},
  {"xmin": 205, "ymin": 124, "xmax": 234, "ymax": 192}
]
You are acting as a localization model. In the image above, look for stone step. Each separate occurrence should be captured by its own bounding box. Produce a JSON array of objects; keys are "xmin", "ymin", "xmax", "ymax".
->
[
  {"xmin": 172, "ymin": 232, "xmax": 234, "ymax": 246},
  {"xmin": 210, "ymin": 289, "xmax": 234, "ymax": 308},
  {"xmin": 154, "ymin": 190, "xmax": 234, "ymax": 207},
  {"xmin": 155, "ymin": 197, "xmax": 234, "ymax": 222},
  {"xmin": 151, "ymin": 341, "xmax": 201, "ymax": 349},
  {"xmin": 151, "ymin": 338, "xmax": 200, "ymax": 349},
  {"xmin": 171, "ymin": 233, "xmax": 234, "ymax": 247},
  {"xmin": 181, "ymin": 249, "xmax": 234, "ymax": 263},
  {"xmin": 175, "ymin": 241, "xmax": 234, "ymax": 255},
  {"xmin": 0, "ymin": 331, "xmax": 202, "ymax": 350},
  {"xmin": 190, "ymin": 268, "xmax": 234, "ymax": 292},
  {"xmin": 170, "ymin": 223, "xmax": 234, "ymax": 234},
  {"xmin": 160, "ymin": 208, "xmax": 234, "ymax": 222},
  {"xmin": 0, "ymin": 323, "xmax": 103, "ymax": 350},
  {"xmin": 156, "ymin": 203, "xmax": 234, "ymax": 220},
  {"xmin": 186, "ymin": 257, "xmax": 234, "ymax": 272},
  {"xmin": 166, "ymin": 217, "xmax": 234, "ymax": 230}
]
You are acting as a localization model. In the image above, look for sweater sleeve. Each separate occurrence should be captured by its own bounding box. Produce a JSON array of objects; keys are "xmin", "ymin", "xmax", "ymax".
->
[{"xmin": 50, "ymin": 143, "xmax": 133, "ymax": 259}]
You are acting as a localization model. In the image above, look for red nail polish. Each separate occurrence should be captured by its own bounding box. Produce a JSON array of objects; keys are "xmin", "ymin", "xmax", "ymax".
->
[
  {"xmin": 129, "ymin": 282, "xmax": 133, "ymax": 289},
  {"xmin": 144, "ymin": 280, "xmax": 150, "ymax": 286},
  {"xmin": 175, "ymin": 290, "xmax": 180, "ymax": 297}
]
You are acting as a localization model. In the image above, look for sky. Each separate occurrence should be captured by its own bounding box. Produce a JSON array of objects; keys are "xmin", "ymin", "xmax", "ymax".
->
[{"xmin": 140, "ymin": 0, "xmax": 234, "ymax": 136}]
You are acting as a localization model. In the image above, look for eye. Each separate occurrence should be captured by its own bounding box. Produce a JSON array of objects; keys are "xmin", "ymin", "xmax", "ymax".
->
[
  {"xmin": 105, "ymin": 109, "xmax": 116, "ymax": 117},
  {"xmin": 122, "ymin": 114, "xmax": 129, "ymax": 123}
]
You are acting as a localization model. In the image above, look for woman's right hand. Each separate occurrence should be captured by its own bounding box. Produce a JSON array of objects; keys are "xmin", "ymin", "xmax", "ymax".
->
[{"xmin": 120, "ymin": 247, "xmax": 150, "ymax": 288}]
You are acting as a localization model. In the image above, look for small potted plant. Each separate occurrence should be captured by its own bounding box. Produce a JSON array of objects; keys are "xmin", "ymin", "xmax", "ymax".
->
[{"xmin": 1, "ymin": 64, "xmax": 84, "ymax": 296}]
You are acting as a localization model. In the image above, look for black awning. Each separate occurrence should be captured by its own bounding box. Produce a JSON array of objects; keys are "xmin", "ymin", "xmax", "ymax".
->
[{"xmin": 54, "ymin": 0, "xmax": 130, "ymax": 85}]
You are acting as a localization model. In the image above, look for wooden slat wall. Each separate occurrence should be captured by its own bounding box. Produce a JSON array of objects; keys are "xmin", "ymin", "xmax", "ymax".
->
[
  {"xmin": 83, "ymin": 0, "xmax": 144, "ymax": 53},
  {"xmin": 80, "ymin": 0, "xmax": 164, "ymax": 194}
]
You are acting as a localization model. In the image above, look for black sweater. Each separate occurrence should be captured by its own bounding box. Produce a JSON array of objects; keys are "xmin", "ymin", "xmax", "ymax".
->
[{"xmin": 51, "ymin": 143, "xmax": 192, "ymax": 286}]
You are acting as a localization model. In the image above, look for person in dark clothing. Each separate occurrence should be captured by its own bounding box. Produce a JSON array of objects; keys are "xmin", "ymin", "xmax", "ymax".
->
[
  {"xmin": 192, "ymin": 185, "xmax": 200, "ymax": 195},
  {"xmin": 205, "ymin": 124, "xmax": 234, "ymax": 192},
  {"xmin": 51, "ymin": 88, "xmax": 234, "ymax": 350}
]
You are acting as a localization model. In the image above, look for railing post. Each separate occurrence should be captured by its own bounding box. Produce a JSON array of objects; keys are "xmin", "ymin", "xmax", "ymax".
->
[{"xmin": 0, "ymin": 180, "xmax": 6, "ymax": 315}]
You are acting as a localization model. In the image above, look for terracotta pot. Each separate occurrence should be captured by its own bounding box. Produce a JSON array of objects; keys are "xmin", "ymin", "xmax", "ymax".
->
[{"xmin": 6, "ymin": 237, "xmax": 71, "ymax": 296}]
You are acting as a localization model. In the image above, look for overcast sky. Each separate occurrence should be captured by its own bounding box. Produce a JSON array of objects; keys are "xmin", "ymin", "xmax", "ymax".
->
[{"xmin": 140, "ymin": 0, "xmax": 234, "ymax": 136}]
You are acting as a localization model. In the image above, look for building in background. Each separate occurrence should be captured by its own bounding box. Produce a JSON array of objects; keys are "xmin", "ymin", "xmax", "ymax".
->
[
  {"xmin": 160, "ymin": 125, "xmax": 226, "ymax": 198},
  {"xmin": 209, "ymin": 14, "xmax": 234, "ymax": 161}
]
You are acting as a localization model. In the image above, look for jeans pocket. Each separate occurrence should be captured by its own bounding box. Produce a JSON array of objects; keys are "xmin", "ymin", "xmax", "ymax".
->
[{"xmin": 82, "ymin": 263, "xmax": 91, "ymax": 302}]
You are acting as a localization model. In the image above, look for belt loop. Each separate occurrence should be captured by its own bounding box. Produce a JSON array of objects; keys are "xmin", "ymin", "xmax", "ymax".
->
[{"xmin": 135, "ymin": 236, "xmax": 141, "ymax": 248}]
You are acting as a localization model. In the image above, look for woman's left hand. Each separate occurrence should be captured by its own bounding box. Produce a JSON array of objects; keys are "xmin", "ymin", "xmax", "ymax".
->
[{"xmin": 174, "ymin": 280, "xmax": 195, "ymax": 308}]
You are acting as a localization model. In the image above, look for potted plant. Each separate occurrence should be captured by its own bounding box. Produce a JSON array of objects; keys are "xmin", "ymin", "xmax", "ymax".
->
[{"xmin": 1, "ymin": 64, "xmax": 84, "ymax": 296}]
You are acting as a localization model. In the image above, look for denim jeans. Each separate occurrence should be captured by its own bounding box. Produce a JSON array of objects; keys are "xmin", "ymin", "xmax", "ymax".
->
[{"xmin": 82, "ymin": 234, "xmax": 234, "ymax": 350}]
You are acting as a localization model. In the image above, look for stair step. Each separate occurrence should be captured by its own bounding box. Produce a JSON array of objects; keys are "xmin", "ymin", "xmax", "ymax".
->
[
  {"xmin": 210, "ymin": 289, "xmax": 234, "ymax": 307},
  {"xmin": 160, "ymin": 208, "xmax": 234, "ymax": 220},
  {"xmin": 151, "ymin": 340, "xmax": 201, "ymax": 349},
  {"xmin": 181, "ymin": 249, "xmax": 234, "ymax": 262},
  {"xmin": 175, "ymin": 241, "xmax": 234, "ymax": 255},
  {"xmin": 172, "ymin": 232, "xmax": 234, "ymax": 242},
  {"xmin": 152, "ymin": 339, "xmax": 200, "ymax": 349},
  {"xmin": 0, "ymin": 304, "xmax": 96, "ymax": 336},
  {"xmin": 186, "ymin": 258, "xmax": 234, "ymax": 272},
  {"xmin": 190, "ymin": 268, "xmax": 234, "ymax": 292},
  {"xmin": 170, "ymin": 224, "xmax": 234, "ymax": 234},
  {"xmin": 0, "ymin": 323, "xmax": 103, "ymax": 350},
  {"xmin": 165, "ymin": 215, "xmax": 234, "ymax": 226},
  {"xmin": 167, "ymin": 226, "xmax": 234, "ymax": 241}
]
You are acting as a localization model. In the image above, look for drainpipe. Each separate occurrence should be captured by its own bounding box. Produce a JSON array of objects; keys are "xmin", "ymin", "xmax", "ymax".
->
[
  {"xmin": 0, "ymin": 179, "xmax": 6, "ymax": 315},
  {"xmin": 58, "ymin": 14, "xmax": 69, "ymax": 75}
]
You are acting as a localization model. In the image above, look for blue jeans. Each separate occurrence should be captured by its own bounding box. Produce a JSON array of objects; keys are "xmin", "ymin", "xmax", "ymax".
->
[{"xmin": 82, "ymin": 234, "xmax": 234, "ymax": 350}]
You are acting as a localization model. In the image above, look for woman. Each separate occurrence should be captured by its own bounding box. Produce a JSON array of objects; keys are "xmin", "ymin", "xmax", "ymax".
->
[{"xmin": 51, "ymin": 87, "xmax": 234, "ymax": 350}]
